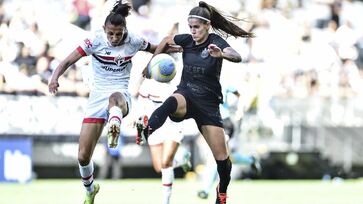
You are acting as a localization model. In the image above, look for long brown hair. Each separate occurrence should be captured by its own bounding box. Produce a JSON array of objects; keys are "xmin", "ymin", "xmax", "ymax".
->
[{"xmin": 189, "ymin": 1, "xmax": 254, "ymax": 38}]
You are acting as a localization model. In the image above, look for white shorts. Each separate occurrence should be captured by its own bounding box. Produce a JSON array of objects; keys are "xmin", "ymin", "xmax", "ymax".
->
[
  {"xmin": 148, "ymin": 118, "xmax": 184, "ymax": 146},
  {"xmin": 83, "ymin": 90, "xmax": 131, "ymax": 124}
]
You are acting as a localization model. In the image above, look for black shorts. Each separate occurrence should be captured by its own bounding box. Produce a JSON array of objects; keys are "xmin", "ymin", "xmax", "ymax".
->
[{"xmin": 170, "ymin": 88, "xmax": 223, "ymax": 131}]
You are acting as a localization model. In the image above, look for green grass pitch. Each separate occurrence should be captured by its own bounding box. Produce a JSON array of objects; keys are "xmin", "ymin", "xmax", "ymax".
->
[{"xmin": 0, "ymin": 178, "xmax": 362, "ymax": 204}]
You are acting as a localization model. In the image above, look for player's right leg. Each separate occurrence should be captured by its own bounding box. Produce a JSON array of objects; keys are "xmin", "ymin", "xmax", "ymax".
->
[
  {"xmin": 136, "ymin": 94, "xmax": 185, "ymax": 145},
  {"xmin": 107, "ymin": 92, "xmax": 129, "ymax": 148},
  {"xmin": 78, "ymin": 122, "xmax": 104, "ymax": 204},
  {"xmin": 107, "ymin": 106, "xmax": 122, "ymax": 148}
]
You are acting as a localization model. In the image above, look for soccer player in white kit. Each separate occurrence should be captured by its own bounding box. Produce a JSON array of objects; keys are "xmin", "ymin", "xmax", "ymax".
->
[
  {"xmin": 137, "ymin": 78, "xmax": 191, "ymax": 204},
  {"xmin": 48, "ymin": 1, "xmax": 161, "ymax": 203}
]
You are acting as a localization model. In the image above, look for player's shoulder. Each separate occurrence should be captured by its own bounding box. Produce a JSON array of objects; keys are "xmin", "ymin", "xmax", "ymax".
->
[
  {"xmin": 127, "ymin": 32, "xmax": 144, "ymax": 41},
  {"xmin": 84, "ymin": 30, "xmax": 104, "ymax": 46},
  {"xmin": 174, "ymin": 33, "xmax": 192, "ymax": 45},
  {"xmin": 209, "ymin": 33, "xmax": 229, "ymax": 47},
  {"xmin": 127, "ymin": 32, "xmax": 149, "ymax": 48},
  {"xmin": 209, "ymin": 33, "xmax": 223, "ymax": 40},
  {"xmin": 175, "ymin": 33, "xmax": 191, "ymax": 40}
]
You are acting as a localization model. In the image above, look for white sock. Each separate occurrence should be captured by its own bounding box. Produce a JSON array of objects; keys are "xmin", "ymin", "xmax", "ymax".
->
[
  {"xmin": 161, "ymin": 167, "xmax": 174, "ymax": 204},
  {"xmin": 79, "ymin": 161, "xmax": 94, "ymax": 193},
  {"xmin": 108, "ymin": 106, "xmax": 123, "ymax": 125}
]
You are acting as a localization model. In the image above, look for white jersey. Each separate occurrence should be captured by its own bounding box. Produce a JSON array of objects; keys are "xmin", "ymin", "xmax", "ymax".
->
[
  {"xmin": 137, "ymin": 79, "xmax": 183, "ymax": 145},
  {"xmin": 138, "ymin": 79, "xmax": 175, "ymax": 107},
  {"xmin": 77, "ymin": 31, "xmax": 149, "ymax": 92}
]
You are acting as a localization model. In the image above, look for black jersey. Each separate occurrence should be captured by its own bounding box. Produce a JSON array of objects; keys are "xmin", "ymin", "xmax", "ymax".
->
[{"xmin": 174, "ymin": 33, "xmax": 230, "ymax": 104}]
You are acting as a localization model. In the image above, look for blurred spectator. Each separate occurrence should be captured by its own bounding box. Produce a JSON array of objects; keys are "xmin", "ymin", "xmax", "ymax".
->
[
  {"xmin": 14, "ymin": 42, "xmax": 37, "ymax": 75},
  {"xmin": 70, "ymin": 0, "xmax": 92, "ymax": 30},
  {"xmin": 98, "ymin": 136, "xmax": 124, "ymax": 179},
  {"xmin": 0, "ymin": 0, "xmax": 361, "ymax": 125}
]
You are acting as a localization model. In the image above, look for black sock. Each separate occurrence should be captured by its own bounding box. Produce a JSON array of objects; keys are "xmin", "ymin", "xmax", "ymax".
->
[
  {"xmin": 148, "ymin": 96, "xmax": 178, "ymax": 135},
  {"xmin": 216, "ymin": 157, "xmax": 232, "ymax": 193}
]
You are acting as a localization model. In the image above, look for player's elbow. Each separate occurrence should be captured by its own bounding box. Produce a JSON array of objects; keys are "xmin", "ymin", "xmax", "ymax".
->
[
  {"xmin": 234, "ymin": 55, "xmax": 242, "ymax": 62},
  {"xmin": 228, "ymin": 55, "xmax": 242, "ymax": 63}
]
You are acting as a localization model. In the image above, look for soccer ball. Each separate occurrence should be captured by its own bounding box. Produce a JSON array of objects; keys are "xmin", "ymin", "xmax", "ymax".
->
[{"xmin": 148, "ymin": 53, "xmax": 177, "ymax": 83}]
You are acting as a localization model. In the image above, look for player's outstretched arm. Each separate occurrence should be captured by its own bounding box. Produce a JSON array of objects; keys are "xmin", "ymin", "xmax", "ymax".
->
[
  {"xmin": 153, "ymin": 35, "xmax": 177, "ymax": 57},
  {"xmin": 208, "ymin": 44, "xmax": 241, "ymax": 63}
]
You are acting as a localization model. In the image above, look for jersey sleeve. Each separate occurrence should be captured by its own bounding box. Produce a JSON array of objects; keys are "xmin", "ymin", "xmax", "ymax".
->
[
  {"xmin": 211, "ymin": 34, "xmax": 230, "ymax": 50},
  {"xmin": 173, "ymin": 34, "xmax": 191, "ymax": 47},
  {"xmin": 131, "ymin": 33, "xmax": 149, "ymax": 51},
  {"xmin": 77, "ymin": 34, "xmax": 97, "ymax": 56}
]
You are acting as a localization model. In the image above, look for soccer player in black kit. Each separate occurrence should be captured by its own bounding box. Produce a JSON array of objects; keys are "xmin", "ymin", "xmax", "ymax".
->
[{"xmin": 136, "ymin": 1, "xmax": 254, "ymax": 203}]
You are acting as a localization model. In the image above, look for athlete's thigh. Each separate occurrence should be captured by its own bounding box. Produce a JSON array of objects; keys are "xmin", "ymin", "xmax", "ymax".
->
[
  {"xmin": 149, "ymin": 144, "xmax": 163, "ymax": 172},
  {"xmin": 79, "ymin": 122, "xmax": 105, "ymax": 155},
  {"xmin": 201, "ymin": 125, "xmax": 228, "ymax": 160}
]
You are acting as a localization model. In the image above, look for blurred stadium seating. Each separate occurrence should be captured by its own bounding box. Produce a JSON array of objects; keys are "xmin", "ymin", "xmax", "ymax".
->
[{"xmin": 1, "ymin": 0, "xmax": 363, "ymax": 180}]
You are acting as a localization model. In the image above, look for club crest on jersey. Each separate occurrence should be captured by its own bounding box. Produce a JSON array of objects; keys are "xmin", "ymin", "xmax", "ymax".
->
[
  {"xmin": 201, "ymin": 48, "xmax": 209, "ymax": 59},
  {"xmin": 114, "ymin": 54, "xmax": 124, "ymax": 66}
]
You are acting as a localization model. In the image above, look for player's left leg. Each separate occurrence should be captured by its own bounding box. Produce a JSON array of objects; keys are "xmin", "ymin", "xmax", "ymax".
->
[
  {"xmin": 149, "ymin": 143, "xmax": 174, "ymax": 204},
  {"xmin": 160, "ymin": 141, "xmax": 179, "ymax": 204},
  {"xmin": 201, "ymin": 125, "xmax": 230, "ymax": 204},
  {"xmin": 78, "ymin": 122, "xmax": 104, "ymax": 204},
  {"xmin": 107, "ymin": 92, "xmax": 129, "ymax": 148}
]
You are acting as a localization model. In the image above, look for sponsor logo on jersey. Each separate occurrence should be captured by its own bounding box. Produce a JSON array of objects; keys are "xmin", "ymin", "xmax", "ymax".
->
[
  {"xmin": 100, "ymin": 65, "xmax": 127, "ymax": 72},
  {"xmin": 84, "ymin": 38, "xmax": 93, "ymax": 48}
]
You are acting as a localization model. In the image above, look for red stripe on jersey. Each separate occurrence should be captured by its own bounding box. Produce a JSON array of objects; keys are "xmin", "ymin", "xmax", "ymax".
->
[
  {"xmin": 77, "ymin": 46, "xmax": 87, "ymax": 56},
  {"xmin": 163, "ymin": 183, "xmax": 173, "ymax": 187},
  {"xmin": 124, "ymin": 56, "xmax": 133, "ymax": 61},
  {"xmin": 83, "ymin": 118, "xmax": 106, "ymax": 123},
  {"xmin": 97, "ymin": 55, "xmax": 115, "ymax": 61}
]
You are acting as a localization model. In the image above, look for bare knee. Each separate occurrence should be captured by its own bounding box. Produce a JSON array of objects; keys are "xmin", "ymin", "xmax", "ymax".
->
[
  {"xmin": 109, "ymin": 92, "xmax": 127, "ymax": 114},
  {"xmin": 153, "ymin": 166, "xmax": 162, "ymax": 173},
  {"xmin": 78, "ymin": 149, "xmax": 91, "ymax": 166},
  {"xmin": 161, "ymin": 158, "xmax": 173, "ymax": 169}
]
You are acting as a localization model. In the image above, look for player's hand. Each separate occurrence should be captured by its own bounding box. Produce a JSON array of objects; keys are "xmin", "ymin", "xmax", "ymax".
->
[
  {"xmin": 142, "ymin": 67, "xmax": 151, "ymax": 79},
  {"xmin": 208, "ymin": 44, "xmax": 222, "ymax": 58},
  {"xmin": 48, "ymin": 79, "xmax": 59, "ymax": 95}
]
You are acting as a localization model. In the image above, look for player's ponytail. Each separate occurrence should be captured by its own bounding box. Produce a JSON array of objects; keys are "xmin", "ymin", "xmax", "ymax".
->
[
  {"xmin": 104, "ymin": 0, "xmax": 131, "ymax": 26},
  {"xmin": 190, "ymin": 1, "xmax": 254, "ymax": 38}
]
